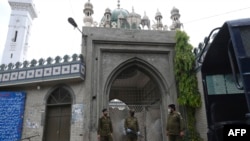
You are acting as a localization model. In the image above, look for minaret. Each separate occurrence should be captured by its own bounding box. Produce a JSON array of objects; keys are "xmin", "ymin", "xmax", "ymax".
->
[
  {"xmin": 83, "ymin": 0, "xmax": 94, "ymax": 27},
  {"xmin": 127, "ymin": 7, "xmax": 141, "ymax": 29},
  {"xmin": 170, "ymin": 7, "xmax": 183, "ymax": 31},
  {"xmin": 141, "ymin": 12, "xmax": 150, "ymax": 30},
  {"xmin": 1, "ymin": 0, "xmax": 37, "ymax": 65},
  {"xmin": 155, "ymin": 9, "xmax": 163, "ymax": 30},
  {"xmin": 103, "ymin": 8, "xmax": 112, "ymax": 28}
]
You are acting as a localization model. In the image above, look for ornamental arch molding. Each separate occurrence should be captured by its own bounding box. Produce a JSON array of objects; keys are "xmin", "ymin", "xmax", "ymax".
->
[
  {"xmin": 104, "ymin": 57, "xmax": 170, "ymax": 104},
  {"xmin": 44, "ymin": 83, "xmax": 76, "ymax": 105}
]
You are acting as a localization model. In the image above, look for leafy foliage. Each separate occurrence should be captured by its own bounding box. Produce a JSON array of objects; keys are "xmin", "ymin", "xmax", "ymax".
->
[
  {"xmin": 173, "ymin": 30, "xmax": 202, "ymax": 141},
  {"xmin": 174, "ymin": 30, "xmax": 201, "ymax": 108}
]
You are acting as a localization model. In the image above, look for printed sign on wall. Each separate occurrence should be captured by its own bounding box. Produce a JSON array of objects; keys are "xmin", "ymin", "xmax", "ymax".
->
[
  {"xmin": 72, "ymin": 104, "xmax": 84, "ymax": 123},
  {"xmin": 0, "ymin": 91, "xmax": 26, "ymax": 141}
]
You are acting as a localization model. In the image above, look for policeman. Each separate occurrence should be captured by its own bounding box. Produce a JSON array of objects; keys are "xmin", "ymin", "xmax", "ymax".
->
[
  {"xmin": 166, "ymin": 104, "xmax": 185, "ymax": 141},
  {"xmin": 97, "ymin": 108, "xmax": 113, "ymax": 141},
  {"xmin": 124, "ymin": 109, "xmax": 140, "ymax": 141}
]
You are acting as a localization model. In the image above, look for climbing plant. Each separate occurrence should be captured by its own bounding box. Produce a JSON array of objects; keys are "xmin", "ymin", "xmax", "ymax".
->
[{"xmin": 174, "ymin": 30, "xmax": 202, "ymax": 141}]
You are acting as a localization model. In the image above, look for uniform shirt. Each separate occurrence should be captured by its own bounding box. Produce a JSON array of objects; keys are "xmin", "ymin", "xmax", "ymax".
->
[
  {"xmin": 166, "ymin": 111, "xmax": 185, "ymax": 135},
  {"xmin": 124, "ymin": 116, "xmax": 139, "ymax": 132},
  {"xmin": 98, "ymin": 116, "xmax": 113, "ymax": 136}
]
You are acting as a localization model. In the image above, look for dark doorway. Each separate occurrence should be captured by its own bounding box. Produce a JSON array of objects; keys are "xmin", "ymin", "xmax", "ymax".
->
[
  {"xmin": 43, "ymin": 87, "xmax": 72, "ymax": 141},
  {"xmin": 109, "ymin": 66, "xmax": 163, "ymax": 141}
]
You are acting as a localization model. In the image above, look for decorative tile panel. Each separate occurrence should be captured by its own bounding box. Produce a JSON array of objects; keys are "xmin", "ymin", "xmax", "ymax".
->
[
  {"xmin": 2, "ymin": 73, "xmax": 10, "ymax": 81},
  {"xmin": 62, "ymin": 65, "xmax": 70, "ymax": 74},
  {"xmin": 10, "ymin": 72, "xmax": 18, "ymax": 81},
  {"xmin": 27, "ymin": 70, "xmax": 35, "ymax": 79},
  {"xmin": 53, "ymin": 66, "xmax": 61, "ymax": 75},
  {"xmin": 44, "ymin": 68, "xmax": 52, "ymax": 77},
  {"xmin": 81, "ymin": 65, "xmax": 85, "ymax": 75},
  {"xmin": 35, "ymin": 69, "xmax": 43, "ymax": 77},
  {"xmin": 71, "ymin": 64, "xmax": 79, "ymax": 73},
  {"xmin": 18, "ymin": 71, "xmax": 26, "ymax": 80},
  {"xmin": 0, "ymin": 54, "xmax": 85, "ymax": 86}
]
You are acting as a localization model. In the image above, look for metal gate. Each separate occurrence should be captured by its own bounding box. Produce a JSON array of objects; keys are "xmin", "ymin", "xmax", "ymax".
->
[
  {"xmin": 109, "ymin": 66, "xmax": 164, "ymax": 141},
  {"xmin": 109, "ymin": 103, "xmax": 164, "ymax": 141}
]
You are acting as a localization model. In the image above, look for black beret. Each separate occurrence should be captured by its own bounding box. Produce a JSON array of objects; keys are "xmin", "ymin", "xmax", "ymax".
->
[
  {"xmin": 168, "ymin": 104, "xmax": 176, "ymax": 109},
  {"xmin": 102, "ymin": 108, "xmax": 107, "ymax": 112}
]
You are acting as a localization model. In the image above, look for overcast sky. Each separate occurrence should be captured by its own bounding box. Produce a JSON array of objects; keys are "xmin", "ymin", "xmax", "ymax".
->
[{"xmin": 0, "ymin": 0, "xmax": 250, "ymax": 63}]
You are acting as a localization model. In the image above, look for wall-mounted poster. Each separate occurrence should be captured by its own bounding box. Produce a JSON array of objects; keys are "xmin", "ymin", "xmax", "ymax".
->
[
  {"xmin": 72, "ymin": 104, "xmax": 84, "ymax": 123},
  {"xmin": 0, "ymin": 91, "xmax": 26, "ymax": 141}
]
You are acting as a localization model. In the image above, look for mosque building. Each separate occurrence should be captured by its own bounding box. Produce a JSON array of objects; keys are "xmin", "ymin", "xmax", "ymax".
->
[
  {"xmin": 0, "ymin": 0, "xmax": 207, "ymax": 141},
  {"xmin": 82, "ymin": 0, "xmax": 182, "ymax": 30}
]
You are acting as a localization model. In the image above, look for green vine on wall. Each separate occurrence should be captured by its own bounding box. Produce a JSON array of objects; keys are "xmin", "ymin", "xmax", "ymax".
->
[{"xmin": 174, "ymin": 30, "xmax": 202, "ymax": 141}]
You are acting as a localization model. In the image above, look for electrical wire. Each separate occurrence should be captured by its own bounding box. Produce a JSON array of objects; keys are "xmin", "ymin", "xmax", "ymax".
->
[{"xmin": 184, "ymin": 7, "xmax": 250, "ymax": 24}]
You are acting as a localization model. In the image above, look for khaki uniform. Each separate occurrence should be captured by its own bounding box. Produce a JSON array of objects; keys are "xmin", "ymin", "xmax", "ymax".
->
[
  {"xmin": 166, "ymin": 111, "xmax": 185, "ymax": 141},
  {"xmin": 124, "ymin": 116, "xmax": 139, "ymax": 141},
  {"xmin": 98, "ymin": 116, "xmax": 113, "ymax": 141}
]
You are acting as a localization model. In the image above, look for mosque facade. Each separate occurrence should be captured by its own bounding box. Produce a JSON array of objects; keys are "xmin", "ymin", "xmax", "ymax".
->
[{"xmin": 0, "ymin": 0, "xmax": 207, "ymax": 141}]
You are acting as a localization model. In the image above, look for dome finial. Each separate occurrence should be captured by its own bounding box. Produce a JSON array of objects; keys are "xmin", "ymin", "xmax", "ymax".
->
[{"xmin": 117, "ymin": 0, "xmax": 120, "ymax": 9}]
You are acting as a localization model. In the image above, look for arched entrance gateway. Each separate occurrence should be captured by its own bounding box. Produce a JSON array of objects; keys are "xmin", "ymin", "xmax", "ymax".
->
[
  {"xmin": 107, "ymin": 60, "xmax": 166, "ymax": 141},
  {"xmin": 83, "ymin": 23, "xmax": 176, "ymax": 141}
]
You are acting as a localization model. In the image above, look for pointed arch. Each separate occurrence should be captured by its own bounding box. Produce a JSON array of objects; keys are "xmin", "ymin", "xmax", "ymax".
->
[
  {"xmin": 104, "ymin": 57, "xmax": 169, "ymax": 104},
  {"xmin": 105, "ymin": 57, "xmax": 170, "ymax": 141}
]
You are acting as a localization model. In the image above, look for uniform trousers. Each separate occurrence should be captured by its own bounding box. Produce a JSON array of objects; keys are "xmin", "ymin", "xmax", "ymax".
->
[
  {"xmin": 126, "ymin": 133, "xmax": 138, "ymax": 141},
  {"xmin": 168, "ymin": 135, "xmax": 182, "ymax": 141},
  {"xmin": 100, "ymin": 135, "xmax": 113, "ymax": 141}
]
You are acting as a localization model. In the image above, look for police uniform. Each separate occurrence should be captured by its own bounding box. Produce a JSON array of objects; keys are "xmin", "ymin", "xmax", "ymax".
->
[
  {"xmin": 124, "ymin": 116, "xmax": 139, "ymax": 141},
  {"xmin": 166, "ymin": 111, "xmax": 185, "ymax": 141},
  {"xmin": 98, "ymin": 116, "xmax": 113, "ymax": 141}
]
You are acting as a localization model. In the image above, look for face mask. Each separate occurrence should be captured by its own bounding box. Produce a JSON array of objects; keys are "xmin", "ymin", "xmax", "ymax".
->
[{"xmin": 168, "ymin": 109, "xmax": 172, "ymax": 113}]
